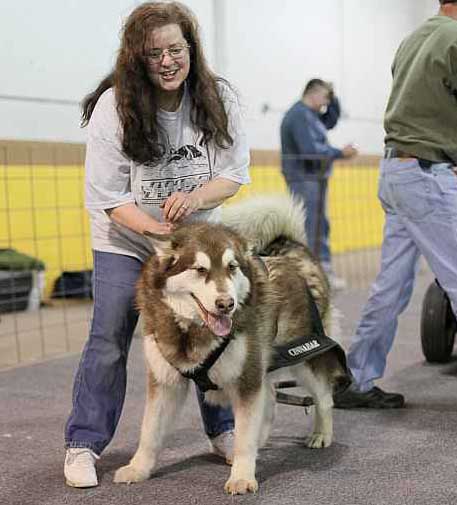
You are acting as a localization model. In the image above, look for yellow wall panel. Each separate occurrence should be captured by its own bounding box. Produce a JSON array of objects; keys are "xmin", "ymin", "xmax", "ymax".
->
[
  {"xmin": 5, "ymin": 210, "xmax": 36, "ymax": 240},
  {"xmin": 1, "ymin": 162, "xmax": 383, "ymax": 299},
  {"xmin": 1, "ymin": 165, "xmax": 92, "ymax": 297},
  {"xmin": 32, "ymin": 178, "xmax": 58, "ymax": 208},
  {"xmin": 34, "ymin": 210, "xmax": 59, "ymax": 238},
  {"xmin": 6, "ymin": 177, "xmax": 33, "ymax": 210}
]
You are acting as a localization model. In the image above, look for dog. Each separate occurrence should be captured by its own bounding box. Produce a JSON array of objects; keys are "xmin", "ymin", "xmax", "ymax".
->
[{"xmin": 113, "ymin": 195, "xmax": 349, "ymax": 494}]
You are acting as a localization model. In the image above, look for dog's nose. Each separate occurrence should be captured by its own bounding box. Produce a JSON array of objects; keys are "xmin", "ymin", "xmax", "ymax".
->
[{"xmin": 215, "ymin": 295, "xmax": 235, "ymax": 313}]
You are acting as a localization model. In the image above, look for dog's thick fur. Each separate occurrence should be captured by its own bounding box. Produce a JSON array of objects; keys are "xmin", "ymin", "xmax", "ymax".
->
[{"xmin": 113, "ymin": 195, "xmax": 347, "ymax": 494}]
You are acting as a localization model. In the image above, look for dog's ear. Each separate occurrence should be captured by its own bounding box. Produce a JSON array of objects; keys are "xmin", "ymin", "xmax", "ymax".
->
[{"xmin": 143, "ymin": 231, "xmax": 174, "ymax": 258}]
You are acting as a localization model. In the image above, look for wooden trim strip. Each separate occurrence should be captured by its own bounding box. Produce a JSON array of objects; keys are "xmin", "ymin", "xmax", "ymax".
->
[
  {"xmin": 250, "ymin": 149, "xmax": 382, "ymax": 166},
  {"xmin": 0, "ymin": 140, "xmax": 381, "ymax": 166},
  {"xmin": 0, "ymin": 139, "xmax": 85, "ymax": 165}
]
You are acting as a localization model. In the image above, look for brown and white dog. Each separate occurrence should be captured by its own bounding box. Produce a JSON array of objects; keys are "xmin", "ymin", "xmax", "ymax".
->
[{"xmin": 113, "ymin": 196, "xmax": 348, "ymax": 494}]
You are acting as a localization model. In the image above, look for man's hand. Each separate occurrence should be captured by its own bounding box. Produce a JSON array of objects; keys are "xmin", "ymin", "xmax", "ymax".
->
[
  {"xmin": 341, "ymin": 144, "xmax": 358, "ymax": 159},
  {"xmin": 161, "ymin": 192, "xmax": 202, "ymax": 223},
  {"xmin": 326, "ymin": 82, "xmax": 335, "ymax": 101}
]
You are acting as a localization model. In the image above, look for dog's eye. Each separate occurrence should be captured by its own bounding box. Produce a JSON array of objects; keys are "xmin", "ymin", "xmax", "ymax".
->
[
  {"xmin": 195, "ymin": 266, "xmax": 208, "ymax": 275},
  {"xmin": 228, "ymin": 263, "xmax": 238, "ymax": 273}
]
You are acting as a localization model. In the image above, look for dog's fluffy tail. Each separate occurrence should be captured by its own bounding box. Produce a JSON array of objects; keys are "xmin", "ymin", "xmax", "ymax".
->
[{"xmin": 221, "ymin": 194, "xmax": 306, "ymax": 253}]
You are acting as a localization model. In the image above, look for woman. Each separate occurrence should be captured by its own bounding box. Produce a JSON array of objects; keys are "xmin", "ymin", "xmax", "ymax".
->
[{"xmin": 64, "ymin": 1, "xmax": 249, "ymax": 488}]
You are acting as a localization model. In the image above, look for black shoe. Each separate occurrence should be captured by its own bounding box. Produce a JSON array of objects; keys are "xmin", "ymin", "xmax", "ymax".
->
[{"xmin": 333, "ymin": 386, "xmax": 405, "ymax": 409}]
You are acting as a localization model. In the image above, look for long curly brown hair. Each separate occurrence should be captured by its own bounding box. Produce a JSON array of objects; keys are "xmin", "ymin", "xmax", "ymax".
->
[{"xmin": 81, "ymin": 1, "xmax": 234, "ymax": 165}]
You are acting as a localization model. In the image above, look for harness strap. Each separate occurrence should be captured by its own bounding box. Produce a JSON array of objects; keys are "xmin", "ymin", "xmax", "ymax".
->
[
  {"xmin": 181, "ymin": 336, "xmax": 233, "ymax": 392},
  {"xmin": 268, "ymin": 283, "xmax": 350, "ymax": 384}
]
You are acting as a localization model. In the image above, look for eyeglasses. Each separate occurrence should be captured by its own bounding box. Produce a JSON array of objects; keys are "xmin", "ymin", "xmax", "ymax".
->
[{"xmin": 145, "ymin": 44, "xmax": 190, "ymax": 63}]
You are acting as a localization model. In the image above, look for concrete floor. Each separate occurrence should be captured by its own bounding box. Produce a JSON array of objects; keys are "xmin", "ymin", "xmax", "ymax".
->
[{"xmin": 2, "ymin": 263, "xmax": 457, "ymax": 505}]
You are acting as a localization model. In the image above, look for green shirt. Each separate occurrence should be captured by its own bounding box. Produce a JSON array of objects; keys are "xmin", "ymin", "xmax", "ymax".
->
[{"xmin": 384, "ymin": 15, "xmax": 457, "ymax": 163}]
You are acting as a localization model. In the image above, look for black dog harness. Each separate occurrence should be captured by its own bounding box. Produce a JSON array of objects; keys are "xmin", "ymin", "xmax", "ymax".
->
[
  {"xmin": 268, "ymin": 283, "xmax": 348, "ymax": 374},
  {"xmin": 180, "ymin": 283, "xmax": 349, "ymax": 393},
  {"xmin": 181, "ymin": 335, "xmax": 234, "ymax": 392}
]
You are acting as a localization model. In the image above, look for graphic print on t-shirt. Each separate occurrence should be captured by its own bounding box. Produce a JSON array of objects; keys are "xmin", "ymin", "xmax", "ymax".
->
[
  {"xmin": 167, "ymin": 144, "xmax": 203, "ymax": 163},
  {"xmin": 141, "ymin": 135, "xmax": 212, "ymax": 206}
]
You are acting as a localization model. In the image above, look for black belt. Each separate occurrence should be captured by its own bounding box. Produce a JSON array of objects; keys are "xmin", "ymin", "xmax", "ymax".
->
[{"xmin": 384, "ymin": 147, "xmax": 450, "ymax": 170}]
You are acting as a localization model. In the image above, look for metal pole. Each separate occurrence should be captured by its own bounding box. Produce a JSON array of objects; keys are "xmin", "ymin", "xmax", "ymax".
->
[
  {"xmin": 212, "ymin": 0, "xmax": 227, "ymax": 76},
  {"xmin": 313, "ymin": 160, "xmax": 327, "ymax": 260}
]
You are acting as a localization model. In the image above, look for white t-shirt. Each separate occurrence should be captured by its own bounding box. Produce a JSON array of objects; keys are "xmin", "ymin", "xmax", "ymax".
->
[{"xmin": 85, "ymin": 83, "xmax": 250, "ymax": 261}]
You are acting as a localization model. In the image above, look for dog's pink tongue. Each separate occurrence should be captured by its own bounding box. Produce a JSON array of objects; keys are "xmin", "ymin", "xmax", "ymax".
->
[{"xmin": 207, "ymin": 314, "xmax": 232, "ymax": 336}]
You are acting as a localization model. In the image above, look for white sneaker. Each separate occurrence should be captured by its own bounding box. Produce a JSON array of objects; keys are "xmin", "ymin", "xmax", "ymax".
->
[
  {"xmin": 209, "ymin": 430, "xmax": 234, "ymax": 465},
  {"xmin": 64, "ymin": 448, "xmax": 99, "ymax": 488}
]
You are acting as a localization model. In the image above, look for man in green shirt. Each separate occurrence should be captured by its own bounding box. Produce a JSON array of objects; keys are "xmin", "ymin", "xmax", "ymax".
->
[{"xmin": 334, "ymin": 0, "xmax": 457, "ymax": 409}]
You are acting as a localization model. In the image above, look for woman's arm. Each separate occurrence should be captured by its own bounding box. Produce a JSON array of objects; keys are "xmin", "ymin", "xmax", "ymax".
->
[
  {"xmin": 161, "ymin": 178, "xmax": 240, "ymax": 223},
  {"xmin": 107, "ymin": 203, "xmax": 173, "ymax": 234},
  {"xmin": 85, "ymin": 90, "xmax": 173, "ymax": 235},
  {"xmin": 193, "ymin": 177, "xmax": 241, "ymax": 209}
]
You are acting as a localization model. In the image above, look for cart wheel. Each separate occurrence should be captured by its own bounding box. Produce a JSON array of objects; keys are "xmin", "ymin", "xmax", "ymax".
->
[{"xmin": 420, "ymin": 281, "xmax": 457, "ymax": 363}]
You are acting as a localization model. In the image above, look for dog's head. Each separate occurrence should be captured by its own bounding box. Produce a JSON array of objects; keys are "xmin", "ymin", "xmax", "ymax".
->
[{"xmin": 143, "ymin": 223, "xmax": 252, "ymax": 337}]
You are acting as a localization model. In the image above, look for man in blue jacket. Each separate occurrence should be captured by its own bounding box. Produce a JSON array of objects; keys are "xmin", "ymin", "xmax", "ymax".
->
[{"xmin": 281, "ymin": 79, "xmax": 357, "ymax": 289}]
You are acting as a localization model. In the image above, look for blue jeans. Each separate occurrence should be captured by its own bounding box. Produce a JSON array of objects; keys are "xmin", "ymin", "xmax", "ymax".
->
[
  {"xmin": 347, "ymin": 159, "xmax": 457, "ymax": 392},
  {"xmin": 283, "ymin": 174, "xmax": 331, "ymax": 270},
  {"xmin": 65, "ymin": 251, "xmax": 234, "ymax": 455}
]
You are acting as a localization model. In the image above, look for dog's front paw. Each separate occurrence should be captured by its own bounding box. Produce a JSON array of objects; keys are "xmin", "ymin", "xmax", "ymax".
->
[
  {"xmin": 224, "ymin": 478, "xmax": 259, "ymax": 495},
  {"xmin": 305, "ymin": 432, "xmax": 332, "ymax": 448},
  {"xmin": 113, "ymin": 464, "xmax": 150, "ymax": 484}
]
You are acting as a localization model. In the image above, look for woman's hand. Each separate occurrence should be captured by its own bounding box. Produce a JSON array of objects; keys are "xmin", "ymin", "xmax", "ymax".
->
[
  {"xmin": 107, "ymin": 203, "xmax": 174, "ymax": 234},
  {"xmin": 161, "ymin": 192, "xmax": 202, "ymax": 223},
  {"xmin": 147, "ymin": 220, "xmax": 174, "ymax": 234}
]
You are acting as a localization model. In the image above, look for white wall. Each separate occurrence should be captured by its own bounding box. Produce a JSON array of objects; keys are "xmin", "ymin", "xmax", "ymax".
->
[
  {"xmin": 223, "ymin": 0, "xmax": 436, "ymax": 153},
  {"xmin": 419, "ymin": 0, "xmax": 441, "ymax": 20},
  {"xmin": 0, "ymin": 0, "xmax": 441, "ymax": 153},
  {"xmin": 0, "ymin": 0, "xmax": 214, "ymax": 143}
]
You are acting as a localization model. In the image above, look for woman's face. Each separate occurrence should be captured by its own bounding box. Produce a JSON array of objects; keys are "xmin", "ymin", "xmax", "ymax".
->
[{"xmin": 145, "ymin": 23, "xmax": 191, "ymax": 95}]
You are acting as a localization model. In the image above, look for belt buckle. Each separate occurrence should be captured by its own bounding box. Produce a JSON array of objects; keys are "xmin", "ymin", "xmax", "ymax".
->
[{"xmin": 384, "ymin": 147, "xmax": 395, "ymax": 159}]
